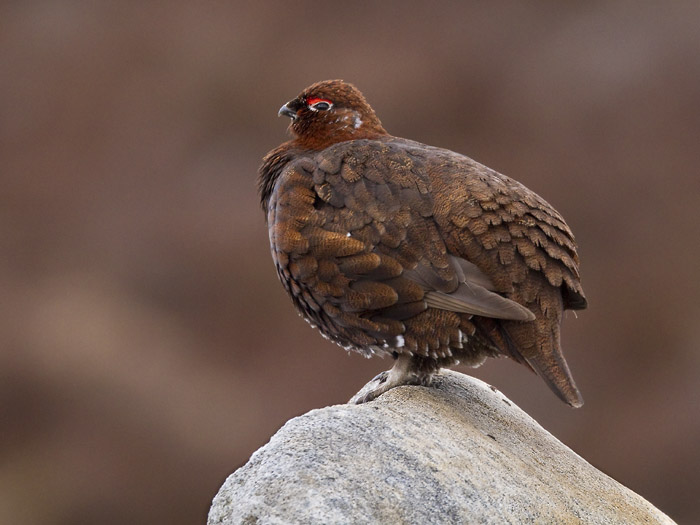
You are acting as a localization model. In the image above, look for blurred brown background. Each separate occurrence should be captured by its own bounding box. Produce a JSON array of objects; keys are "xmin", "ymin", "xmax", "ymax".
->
[{"xmin": 2, "ymin": 2, "xmax": 699, "ymax": 524}]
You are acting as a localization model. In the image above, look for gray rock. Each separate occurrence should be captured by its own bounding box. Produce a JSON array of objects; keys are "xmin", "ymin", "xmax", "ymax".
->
[{"xmin": 209, "ymin": 371, "xmax": 674, "ymax": 524}]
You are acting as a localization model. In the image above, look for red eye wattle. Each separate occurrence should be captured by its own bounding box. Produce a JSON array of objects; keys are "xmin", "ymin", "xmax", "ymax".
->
[
  {"xmin": 307, "ymin": 97, "xmax": 332, "ymax": 106},
  {"xmin": 306, "ymin": 98, "xmax": 333, "ymax": 111}
]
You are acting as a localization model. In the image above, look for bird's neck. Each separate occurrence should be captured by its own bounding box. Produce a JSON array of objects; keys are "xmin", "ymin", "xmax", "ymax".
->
[
  {"xmin": 293, "ymin": 112, "xmax": 388, "ymax": 151},
  {"xmin": 294, "ymin": 128, "xmax": 388, "ymax": 151}
]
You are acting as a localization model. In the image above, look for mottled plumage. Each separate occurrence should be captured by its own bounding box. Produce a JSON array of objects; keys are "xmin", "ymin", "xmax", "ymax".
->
[{"xmin": 259, "ymin": 80, "xmax": 587, "ymax": 407}]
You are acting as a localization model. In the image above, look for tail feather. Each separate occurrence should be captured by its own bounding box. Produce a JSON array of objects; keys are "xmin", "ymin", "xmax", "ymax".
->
[
  {"xmin": 502, "ymin": 314, "xmax": 583, "ymax": 408},
  {"xmin": 524, "ymin": 346, "xmax": 583, "ymax": 408},
  {"xmin": 471, "ymin": 281, "xmax": 583, "ymax": 408}
]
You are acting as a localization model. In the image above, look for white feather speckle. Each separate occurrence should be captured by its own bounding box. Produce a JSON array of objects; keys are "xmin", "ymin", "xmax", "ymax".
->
[
  {"xmin": 353, "ymin": 116, "xmax": 363, "ymax": 129},
  {"xmin": 396, "ymin": 335, "xmax": 405, "ymax": 348},
  {"xmin": 346, "ymin": 232, "xmax": 351, "ymax": 237}
]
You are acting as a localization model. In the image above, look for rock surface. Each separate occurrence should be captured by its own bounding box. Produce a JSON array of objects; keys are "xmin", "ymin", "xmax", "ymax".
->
[{"xmin": 209, "ymin": 371, "xmax": 674, "ymax": 525}]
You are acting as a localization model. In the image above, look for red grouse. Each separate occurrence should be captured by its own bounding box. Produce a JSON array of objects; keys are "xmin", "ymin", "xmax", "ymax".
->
[{"xmin": 259, "ymin": 80, "xmax": 587, "ymax": 406}]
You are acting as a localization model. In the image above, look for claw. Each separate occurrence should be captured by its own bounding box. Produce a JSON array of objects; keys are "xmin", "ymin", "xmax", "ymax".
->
[
  {"xmin": 349, "ymin": 356, "xmax": 436, "ymax": 404},
  {"xmin": 370, "ymin": 371, "xmax": 389, "ymax": 384}
]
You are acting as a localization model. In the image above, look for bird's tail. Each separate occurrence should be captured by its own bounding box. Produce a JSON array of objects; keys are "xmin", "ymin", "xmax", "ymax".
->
[
  {"xmin": 471, "ymin": 284, "xmax": 583, "ymax": 408},
  {"xmin": 523, "ymin": 335, "xmax": 583, "ymax": 408},
  {"xmin": 498, "ymin": 296, "xmax": 583, "ymax": 407}
]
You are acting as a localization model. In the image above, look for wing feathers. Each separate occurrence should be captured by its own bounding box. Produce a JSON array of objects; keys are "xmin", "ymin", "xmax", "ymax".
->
[{"xmin": 425, "ymin": 287, "xmax": 535, "ymax": 321}]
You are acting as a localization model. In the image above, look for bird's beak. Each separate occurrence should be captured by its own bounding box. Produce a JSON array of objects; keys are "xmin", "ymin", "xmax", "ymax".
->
[{"xmin": 278, "ymin": 102, "xmax": 298, "ymax": 120}]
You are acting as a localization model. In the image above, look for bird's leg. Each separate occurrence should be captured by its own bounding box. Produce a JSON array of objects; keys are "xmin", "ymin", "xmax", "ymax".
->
[{"xmin": 350, "ymin": 354, "xmax": 437, "ymax": 404}]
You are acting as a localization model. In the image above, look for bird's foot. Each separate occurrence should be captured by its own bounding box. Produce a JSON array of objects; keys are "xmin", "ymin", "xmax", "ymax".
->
[{"xmin": 349, "ymin": 355, "xmax": 435, "ymax": 404}]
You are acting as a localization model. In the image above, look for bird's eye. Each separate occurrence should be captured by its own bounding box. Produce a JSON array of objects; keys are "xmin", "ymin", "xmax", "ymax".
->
[{"xmin": 307, "ymin": 98, "xmax": 333, "ymax": 112}]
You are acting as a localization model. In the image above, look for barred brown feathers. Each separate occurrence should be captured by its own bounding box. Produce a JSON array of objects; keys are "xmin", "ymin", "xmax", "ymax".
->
[{"xmin": 259, "ymin": 80, "xmax": 587, "ymax": 407}]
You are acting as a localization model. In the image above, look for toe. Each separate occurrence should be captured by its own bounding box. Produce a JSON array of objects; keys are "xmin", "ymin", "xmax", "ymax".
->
[{"xmin": 371, "ymin": 371, "xmax": 389, "ymax": 384}]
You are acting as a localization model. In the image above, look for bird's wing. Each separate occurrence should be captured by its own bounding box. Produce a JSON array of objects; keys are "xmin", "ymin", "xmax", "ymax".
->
[
  {"xmin": 421, "ymin": 144, "xmax": 587, "ymax": 311},
  {"xmin": 408, "ymin": 258, "xmax": 534, "ymax": 321},
  {"xmin": 418, "ymin": 143, "xmax": 586, "ymax": 406},
  {"xmin": 268, "ymin": 139, "xmax": 536, "ymax": 354},
  {"xmin": 267, "ymin": 135, "xmax": 585, "ymax": 406}
]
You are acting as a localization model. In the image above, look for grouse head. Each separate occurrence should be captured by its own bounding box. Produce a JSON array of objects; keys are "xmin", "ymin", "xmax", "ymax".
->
[{"xmin": 278, "ymin": 80, "xmax": 388, "ymax": 150}]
